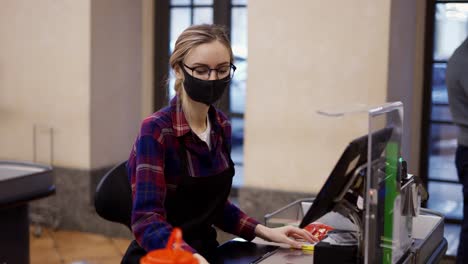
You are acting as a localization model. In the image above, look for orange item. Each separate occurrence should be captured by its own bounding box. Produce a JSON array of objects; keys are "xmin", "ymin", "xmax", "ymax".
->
[
  {"xmin": 304, "ymin": 222, "xmax": 334, "ymax": 241},
  {"xmin": 140, "ymin": 228, "xmax": 198, "ymax": 264}
]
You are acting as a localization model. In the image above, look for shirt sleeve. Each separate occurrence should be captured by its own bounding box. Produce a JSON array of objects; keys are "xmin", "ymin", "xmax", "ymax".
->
[
  {"xmin": 214, "ymin": 200, "xmax": 260, "ymax": 241},
  {"xmin": 129, "ymin": 124, "xmax": 195, "ymax": 253}
]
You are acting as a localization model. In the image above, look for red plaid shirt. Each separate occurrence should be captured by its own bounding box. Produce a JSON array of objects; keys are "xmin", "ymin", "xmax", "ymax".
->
[{"xmin": 127, "ymin": 97, "xmax": 259, "ymax": 253}]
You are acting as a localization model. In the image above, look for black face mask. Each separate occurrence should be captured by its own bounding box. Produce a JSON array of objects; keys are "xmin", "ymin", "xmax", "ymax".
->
[{"xmin": 181, "ymin": 66, "xmax": 231, "ymax": 105}]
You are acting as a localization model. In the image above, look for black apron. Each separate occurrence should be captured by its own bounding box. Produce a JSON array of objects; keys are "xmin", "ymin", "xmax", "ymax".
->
[{"xmin": 122, "ymin": 134, "xmax": 234, "ymax": 264}]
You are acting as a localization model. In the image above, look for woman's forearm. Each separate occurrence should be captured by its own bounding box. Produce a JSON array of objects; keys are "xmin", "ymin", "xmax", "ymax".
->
[{"xmin": 254, "ymin": 224, "xmax": 271, "ymax": 241}]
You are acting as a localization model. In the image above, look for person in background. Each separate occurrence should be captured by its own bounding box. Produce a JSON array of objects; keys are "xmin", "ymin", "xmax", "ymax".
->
[
  {"xmin": 446, "ymin": 36, "xmax": 468, "ymax": 264},
  {"xmin": 124, "ymin": 24, "xmax": 316, "ymax": 264}
]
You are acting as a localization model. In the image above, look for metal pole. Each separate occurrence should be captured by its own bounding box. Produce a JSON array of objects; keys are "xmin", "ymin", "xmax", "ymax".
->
[
  {"xmin": 49, "ymin": 127, "xmax": 54, "ymax": 165},
  {"xmin": 33, "ymin": 124, "xmax": 37, "ymax": 163}
]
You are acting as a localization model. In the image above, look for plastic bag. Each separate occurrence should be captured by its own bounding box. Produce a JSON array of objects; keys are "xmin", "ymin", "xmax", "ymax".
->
[{"xmin": 304, "ymin": 222, "xmax": 334, "ymax": 241}]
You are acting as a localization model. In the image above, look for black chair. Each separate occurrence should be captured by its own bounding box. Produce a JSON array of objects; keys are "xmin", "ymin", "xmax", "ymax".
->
[
  {"xmin": 95, "ymin": 161, "xmax": 148, "ymax": 263},
  {"xmin": 94, "ymin": 161, "xmax": 132, "ymax": 229}
]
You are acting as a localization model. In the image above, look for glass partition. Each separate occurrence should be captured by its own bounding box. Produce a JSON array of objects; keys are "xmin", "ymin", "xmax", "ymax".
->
[
  {"xmin": 366, "ymin": 103, "xmax": 409, "ymax": 264},
  {"xmin": 318, "ymin": 102, "xmax": 409, "ymax": 264}
]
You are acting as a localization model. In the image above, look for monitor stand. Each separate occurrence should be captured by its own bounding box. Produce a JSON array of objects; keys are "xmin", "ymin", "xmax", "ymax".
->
[{"xmin": 328, "ymin": 159, "xmax": 384, "ymax": 260}]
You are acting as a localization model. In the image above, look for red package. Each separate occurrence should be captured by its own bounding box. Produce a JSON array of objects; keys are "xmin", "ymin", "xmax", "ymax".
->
[{"xmin": 304, "ymin": 222, "xmax": 334, "ymax": 241}]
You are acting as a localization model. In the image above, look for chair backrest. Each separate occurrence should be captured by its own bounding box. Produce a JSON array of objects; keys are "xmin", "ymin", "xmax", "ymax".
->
[{"xmin": 94, "ymin": 161, "xmax": 132, "ymax": 229}]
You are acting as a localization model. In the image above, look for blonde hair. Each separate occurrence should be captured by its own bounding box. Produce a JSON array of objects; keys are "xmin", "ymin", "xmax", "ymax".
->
[{"xmin": 169, "ymin": 24, "xmax": 234, "ymax": 96}]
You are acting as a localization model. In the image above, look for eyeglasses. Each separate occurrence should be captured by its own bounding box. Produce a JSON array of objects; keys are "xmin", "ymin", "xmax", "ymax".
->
[{"xmin": 182, "ymin": 63, "xmax": 236, "ymax": 80}]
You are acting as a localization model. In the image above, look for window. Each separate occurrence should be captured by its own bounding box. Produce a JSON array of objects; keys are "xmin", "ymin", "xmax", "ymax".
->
[
  {"xmin": 154, "ymin": 0, "xmax": 248, "ymax": 187},
  {"xmin": 422, "ymin": 1, "xmax": 468, "ymax": 256}
]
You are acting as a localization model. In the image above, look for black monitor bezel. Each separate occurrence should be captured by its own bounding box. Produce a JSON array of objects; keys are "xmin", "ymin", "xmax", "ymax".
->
[{"xmin": 299, "ymin": 127, "xmax": 394, "ymax": 228}]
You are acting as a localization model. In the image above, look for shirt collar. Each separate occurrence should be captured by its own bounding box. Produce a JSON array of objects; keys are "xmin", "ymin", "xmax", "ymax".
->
[{"xmin": 170, "ymin": 96, "xmax": 221, "ymax": 137}]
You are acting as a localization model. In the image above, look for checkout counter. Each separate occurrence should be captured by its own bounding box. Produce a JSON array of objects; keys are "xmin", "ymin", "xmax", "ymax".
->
[
  {"xmin": 215, "ymin": 206, "xmax": 447, "ymax": 263},
  {"xmin": 0, "ymin": 161, "xmax": 55, "ymax": 264},
  {"xmin": 215, "ymin": 102, "xmax": 447, "ymax": 263}
]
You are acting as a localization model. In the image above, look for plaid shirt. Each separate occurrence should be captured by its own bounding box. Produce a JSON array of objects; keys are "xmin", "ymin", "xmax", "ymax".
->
[{"xmin": 127, "ymin": 97, "xmax": 259, "ymax": 253}]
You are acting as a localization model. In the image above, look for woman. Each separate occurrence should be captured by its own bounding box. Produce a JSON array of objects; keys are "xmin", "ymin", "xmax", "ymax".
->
[{"xmin": 125, "ymin": 24, "xmax": 316, "ymax": 264}]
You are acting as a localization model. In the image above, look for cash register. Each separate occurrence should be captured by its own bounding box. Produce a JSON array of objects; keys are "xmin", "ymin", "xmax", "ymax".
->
[{"xmin": 217, "ymin": 102, "xmax": 447, "ymax": 264}]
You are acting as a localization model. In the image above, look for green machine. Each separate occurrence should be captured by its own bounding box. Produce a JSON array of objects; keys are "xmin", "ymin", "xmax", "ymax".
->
[{"xmin": 317, "ymin": 102, "xmax": 443, "ymax": 264}]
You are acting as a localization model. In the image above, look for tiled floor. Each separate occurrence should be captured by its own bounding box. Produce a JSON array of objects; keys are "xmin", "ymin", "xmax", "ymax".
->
[{"xmin": 30, "ymin": 226, "xmax": 131, "ymax": 264}]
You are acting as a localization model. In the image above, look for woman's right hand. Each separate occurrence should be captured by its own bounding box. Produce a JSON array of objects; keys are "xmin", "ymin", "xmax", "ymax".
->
[{"xmin": 193, "ymin": 253, "xmax": 209, "ymax": 264}]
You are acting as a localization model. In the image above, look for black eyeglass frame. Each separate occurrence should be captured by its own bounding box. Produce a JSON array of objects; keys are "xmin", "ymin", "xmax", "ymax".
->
[{"xmin": 182, "ymin": 63, "xmax": 237, "ymax": 80}]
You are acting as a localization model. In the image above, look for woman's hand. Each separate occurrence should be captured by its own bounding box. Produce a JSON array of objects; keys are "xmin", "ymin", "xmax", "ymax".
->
[
  {"xmin": 193, "ymin": 253, "xmax": 209, "ymax": 264},
  {"xmin": 254, "ymin": 224, "xmax": 318, "ymax": 248}
]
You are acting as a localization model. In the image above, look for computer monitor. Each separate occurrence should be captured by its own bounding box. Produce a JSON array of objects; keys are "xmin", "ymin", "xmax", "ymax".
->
[{"xmin": 299, "ymin": 127, "xmax": 394, "ymax": 228}]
